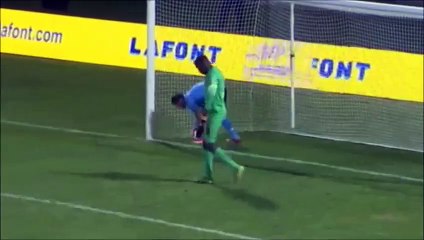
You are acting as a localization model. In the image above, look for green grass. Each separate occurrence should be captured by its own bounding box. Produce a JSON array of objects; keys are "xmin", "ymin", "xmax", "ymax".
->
[{"xmin": 1, "ymin": 54, "xmax": 423, "ymax": 239}]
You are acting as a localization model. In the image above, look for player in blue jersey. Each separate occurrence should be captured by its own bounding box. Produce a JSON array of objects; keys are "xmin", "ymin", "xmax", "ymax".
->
[{"xmin": 171, "ymin": 82, "xmax": 241, "ymax": 144}]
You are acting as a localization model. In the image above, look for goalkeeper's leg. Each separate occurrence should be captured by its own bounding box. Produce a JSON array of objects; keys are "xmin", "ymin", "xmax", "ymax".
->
[{"xmin": 200, "ymin": 113, "xmax": 244, "ymax": 183}]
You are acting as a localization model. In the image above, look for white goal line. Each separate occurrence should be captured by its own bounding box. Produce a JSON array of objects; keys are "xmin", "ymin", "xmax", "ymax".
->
[
  {"xmin": 1, "ymin": 119, "xmax": 422, "ymax": 184},
  {"xmin": 1, "ymin": 192, "xmax": 260, "ymax": 240}
]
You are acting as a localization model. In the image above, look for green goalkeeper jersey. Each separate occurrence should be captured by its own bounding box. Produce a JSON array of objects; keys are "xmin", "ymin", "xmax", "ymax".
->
[{"xmin": 204, "ymin": 66, "xmax": 226, "ymax": 114}]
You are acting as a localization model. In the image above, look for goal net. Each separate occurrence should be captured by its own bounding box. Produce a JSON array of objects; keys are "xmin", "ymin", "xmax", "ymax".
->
[
  {"xmin": 149, "ymin": 0, "xmax": 423, "ymax": 152},
  {"xmin": 290, "ymin": 2, "xmax": 423, "ymax": 152}
]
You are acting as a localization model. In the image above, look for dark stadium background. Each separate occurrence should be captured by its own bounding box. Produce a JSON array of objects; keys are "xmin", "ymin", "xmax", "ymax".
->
[{"xmin": 1, "ymin": 0, "xmax": 422, "ymax": 23}]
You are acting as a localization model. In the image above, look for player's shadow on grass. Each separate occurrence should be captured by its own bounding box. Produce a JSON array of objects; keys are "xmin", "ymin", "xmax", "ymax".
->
[
  {"xmin": 158, "ymin": 142, "xmax": 423, "ymax": 196},
  {"xmin": 57, "ymin": 171, "xmax": 195, "ymax": 183},
  {"xmin": 57, "ymin": 171, "xmax": 278, "ymax": 211},
  {"xmin": 214, "ymin": 185, "xmax": 278, "ymax": 211}
]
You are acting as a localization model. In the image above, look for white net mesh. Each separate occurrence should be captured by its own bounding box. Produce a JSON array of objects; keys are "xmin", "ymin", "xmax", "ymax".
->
[
  {"xmin": 291, "ymin": 4, "xmax": 423, "ymax": 151},
  {"xmin": 151, "ymin": 0, "xmax": 423, "ymax": 152},
  {"xmin": 152, "ymin": 0, "xmax": 292, "ymax": 141}
]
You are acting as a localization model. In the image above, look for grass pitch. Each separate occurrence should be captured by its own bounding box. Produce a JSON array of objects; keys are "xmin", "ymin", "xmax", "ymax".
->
[{"xmin": 1, "ymin": 54, "xmax": 423, "ymax": 239}]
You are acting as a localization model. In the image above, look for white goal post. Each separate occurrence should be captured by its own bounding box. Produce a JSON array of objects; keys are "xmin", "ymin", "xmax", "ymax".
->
[
  {"xmin": 146, "ymin": 0, "xmax": 155, "ymax": 141},
  {"xmin": 146, "ymin": 0, "xmax": 423, "ymax": 152}
]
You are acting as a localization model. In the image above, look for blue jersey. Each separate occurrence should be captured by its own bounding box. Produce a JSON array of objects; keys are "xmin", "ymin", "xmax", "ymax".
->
[{"xmin": 184, "ymin": 82, "xmax": 205, "ymax": 113}]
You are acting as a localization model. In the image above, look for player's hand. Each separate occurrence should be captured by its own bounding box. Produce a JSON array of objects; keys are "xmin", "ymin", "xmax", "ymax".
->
[
  {"xmin": 197, "ymin": 110, "xmax": 207, "ymax": 123},
  {"xmin": 200, "ymin": 114, "xmax": 207, "ymax": 122}
]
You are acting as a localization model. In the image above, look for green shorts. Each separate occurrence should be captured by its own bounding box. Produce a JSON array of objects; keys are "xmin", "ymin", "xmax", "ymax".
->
[{"xmin": 203, "ymin": 112, "xmax": 226, "ymax": 143}]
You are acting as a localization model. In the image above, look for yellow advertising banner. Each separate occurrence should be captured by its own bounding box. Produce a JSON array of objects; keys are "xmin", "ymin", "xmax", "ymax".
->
[{"xmin": 1, "ymin": 8, "xmax": 422, "ymax": 102}]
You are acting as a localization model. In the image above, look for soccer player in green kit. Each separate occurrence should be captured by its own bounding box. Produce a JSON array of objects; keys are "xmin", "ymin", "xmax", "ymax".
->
[{"xmin": 193, "ymin": 55, "xmax": 245, "ymax": 184}]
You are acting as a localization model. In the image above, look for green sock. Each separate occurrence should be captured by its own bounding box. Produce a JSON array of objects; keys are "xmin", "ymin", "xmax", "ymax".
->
[
  {"xmin": 203, "ymin": 150, "xmax": 214, "ymax": 179},
  {"xmin": 215, "ymin": 148, "xmax": 240, "ymax": 172}
]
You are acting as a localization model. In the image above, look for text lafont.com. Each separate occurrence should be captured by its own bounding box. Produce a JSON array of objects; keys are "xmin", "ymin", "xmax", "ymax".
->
[{"xmin": 1, "ymin": 23, "xmax": 63, "ymax": 44}]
